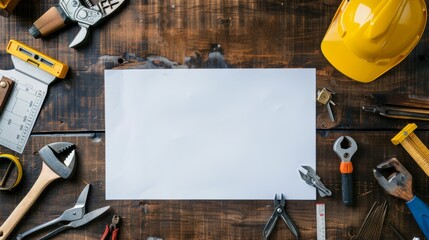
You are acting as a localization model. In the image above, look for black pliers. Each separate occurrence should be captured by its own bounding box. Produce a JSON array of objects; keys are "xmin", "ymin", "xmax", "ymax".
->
[{"xmin": 263, "ymin": 193, "xmax": 300, "ymax": 239}]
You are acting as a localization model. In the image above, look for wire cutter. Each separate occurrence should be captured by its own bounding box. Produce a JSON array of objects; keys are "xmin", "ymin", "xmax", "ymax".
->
[
  {"xmin": 16, "ymin": 184, "xmax": 110, "ymax": 240},
  {"xmin": 101, "ymin": 215, "xmax": 120, "ymax": 240},
  {"xmin": 263, "ymin": 193, "xmax": 299, "ymax": 240},
  {"xmin": 333, "ymin": 136, "xmax": 358, "ymax": 206},
  {"xmin": 373, "ymin": 157, "xmax": 429, "ymax": 239},
  {"xmin": 298, "ymin": 166, "xmax": 332, "ymax": 197},
  {"xmin": 30, "ymin": 0, "xmax": 126, "ymax": 48}
]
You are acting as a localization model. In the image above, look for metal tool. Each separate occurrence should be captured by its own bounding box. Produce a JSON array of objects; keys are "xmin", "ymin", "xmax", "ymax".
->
[
  {"xmin": 389, "ymin": 224, "xmax": 406, "ymax": 240},
  {"xmin": 30, "ymin": 0, "xmax": 127, "ymax": 48},
  {"xmin": 363, "ymin": 94, "xmax": 429, "ymax": 121},
  {"xmin": 350, "ymin": 201, "xmax": 387, "ymax": 240},
  {"xmin": 373, "ymin": 157, "xmax": 429, "ymax": 239},
  {"xmin": 333, "ymin": 136, "xmax": 358, "ymax": 206},
  {"xmin": 317, "ymin": 87, "xmax": 336, "ymax": 122},
  {"xmin": 0, "ymin": 40, "xmax": 68, "ymax": 153},
  {"xmin": 0, "ymin": 154, "xmax": 22, "ymax": 191},
  {"xmin": 0, "ymin": 142, "xmax": 76, "ymax": 240},
  {"xmin": 362, "ymin": 105, "xmax": 429, "ymax": 121},
  {"xmin": 101, "ymin": 214, "xmax": 120, "ymax": 240},
  {"xmin": 316, "ymin": 203, "xmax": 326, "ymax": 240},
  {"xmin": 0, "ymin": 0, "xmax": 21, "ymax": 17},
  {"xmin": 263, "ymin": 193, "xmax": 299, "ymax": 240},
  {"xmin": 38, "ymin": 206, "xmax": 110, "ymax": 240},
  {"xmin": 391, "ymin": 123, "xmax": 429, "ymax": 176},
  {"xmin": 16, "ymin": 184, "xmax": 109, "ymax": 239},
  {"xmin": 298, "ymin": 166, "xmax": 332, "ymax": 197}
]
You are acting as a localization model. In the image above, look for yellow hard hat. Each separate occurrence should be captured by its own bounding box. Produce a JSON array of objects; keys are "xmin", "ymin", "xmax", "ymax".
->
[{"xmin": 321, "ymin": 0, "xmax": 427, "ymax": 83}]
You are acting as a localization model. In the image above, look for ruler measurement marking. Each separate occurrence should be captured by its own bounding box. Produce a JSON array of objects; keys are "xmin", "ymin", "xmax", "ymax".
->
[{"xmin": 316, "ymin": 203, "xmax": 326, "ymax": 240}]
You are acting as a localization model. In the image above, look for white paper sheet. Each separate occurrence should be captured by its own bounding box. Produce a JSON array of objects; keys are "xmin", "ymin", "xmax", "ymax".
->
[{"xmin": 105, "ymin": 69, "xmax": 316, "ymax": 200}]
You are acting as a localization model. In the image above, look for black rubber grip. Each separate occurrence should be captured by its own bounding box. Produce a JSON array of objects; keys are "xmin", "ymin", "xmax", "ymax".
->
[
  {"xmin": 342, "ymin": 173, "xmax": 354, "ymax": 206},
  {"xmin": 29, "ymin": 25, "xmax": 42, "ymax": 38}
]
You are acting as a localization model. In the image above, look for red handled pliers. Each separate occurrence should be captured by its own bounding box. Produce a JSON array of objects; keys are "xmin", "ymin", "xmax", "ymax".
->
[{"xmin": 101, "ymin": 215, "xmax": 120, "ymax": 240}]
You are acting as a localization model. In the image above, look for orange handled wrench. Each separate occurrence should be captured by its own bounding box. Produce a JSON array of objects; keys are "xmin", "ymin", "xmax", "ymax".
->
[{"xmin": 333, "ymin": 136, "xmax": 358, "ymax": 206}]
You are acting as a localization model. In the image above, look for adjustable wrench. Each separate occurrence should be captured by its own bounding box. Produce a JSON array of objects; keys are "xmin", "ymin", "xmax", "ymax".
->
[
  {"xmin": 0, "ymin": 142, "xmax": 76, "ymax": 240},
  {"xmin": 333, "ymin": 136, "xmax": 358, "ymax": 206}
]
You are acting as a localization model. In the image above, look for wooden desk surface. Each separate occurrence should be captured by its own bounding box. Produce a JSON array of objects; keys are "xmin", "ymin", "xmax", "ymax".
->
[{"xmin": 0, "ymin": 0, "xmax": 429, "ymax": 239}]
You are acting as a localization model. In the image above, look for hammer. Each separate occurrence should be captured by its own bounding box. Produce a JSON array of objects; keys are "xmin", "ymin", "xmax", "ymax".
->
[{"xmin": 0, "ymin": 142, "xmax": 76, "ymax": 240}]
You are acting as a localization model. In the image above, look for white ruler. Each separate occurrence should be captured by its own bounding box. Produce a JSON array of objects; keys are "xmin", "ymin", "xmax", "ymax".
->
[
  {"xmin": 0, "ymin": 56, "xmax": 56, "ymax": 153},
  {"xmin": 316, "ymin": 203, "xmax": 326, "ymax": 240}
]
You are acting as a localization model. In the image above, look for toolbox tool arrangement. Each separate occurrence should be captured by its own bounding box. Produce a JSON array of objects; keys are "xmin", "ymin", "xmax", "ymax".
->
[
  {"xmin": 0, "ymin": 40, "xmax": 68, "ymax": 154},
  {"xmin": 333, "ymin": 136, "xmax": 357, "ymax": 206},
  {"xmin": 100, "ymin": 214, "xmax": 120, "ymax": 240},
  {"xmin": 373, "ymin": 158, "xmax": 429, "ymax": 239},
  {"xmin": 392, "ymin": 123, "xmax": 429, "ymax": 176},
  {"xmin": 0, "ymin": 142, "xmax": 75, "ymax": 240},
  {"xmin": 298, "ymin": 166, "xmax": 331, "ymax": 197},
  {"xmin": 17, "ymin": 184, "xmax": 110, "ymax": 239},
  {"xmin": 263, "ymin": 194, "xmax": 299, "ymax": 240},
  {"xmin": 0, "ymin": 0, "xmax": 428, "ymax": 238},
  {"xmin": 30, "ymin": 0, "xmax": 126, "ymax": 48}
]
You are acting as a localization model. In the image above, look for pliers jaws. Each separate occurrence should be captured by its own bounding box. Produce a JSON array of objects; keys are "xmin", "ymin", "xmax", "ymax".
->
[
  {"xmin": 101, "ymin": 214, "xmax": 120, "ymax": 240},
  {"xmin": 373, "ymin": 157, "xmax": 413, "ymax": 201},
  {"xmin": 299, "ymin": 166, "xmax": 332, "ymax": 197},
  {"xmin": 263, "ymin": 194, "xmax": 299, "ymax": 240}
]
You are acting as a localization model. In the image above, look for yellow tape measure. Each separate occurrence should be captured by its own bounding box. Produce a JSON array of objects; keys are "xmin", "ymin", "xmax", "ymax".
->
[
  {"xmin": 0, "ymin": 154, "xmax": 22, "ymax": 190},
  {"xmin": 392, "ymin": 123, "xmax": 429, "ymax": 176}
]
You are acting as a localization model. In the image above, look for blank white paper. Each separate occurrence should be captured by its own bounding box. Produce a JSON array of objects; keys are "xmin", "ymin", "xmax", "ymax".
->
[{"xmin": 105, "ymin": 69, "xmax": 316, "ymax": 200}]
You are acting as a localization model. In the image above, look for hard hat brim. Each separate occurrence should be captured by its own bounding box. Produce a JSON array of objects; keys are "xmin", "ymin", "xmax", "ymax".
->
[{"xmin": 321, "ymin": 21, "xmax": 394, "ymax": 83}]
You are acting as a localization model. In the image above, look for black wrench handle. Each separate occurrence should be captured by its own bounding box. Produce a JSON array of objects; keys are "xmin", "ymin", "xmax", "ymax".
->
[{"xmin": 342, "ymin": 173, "xmax": 354, "ymax": 206}]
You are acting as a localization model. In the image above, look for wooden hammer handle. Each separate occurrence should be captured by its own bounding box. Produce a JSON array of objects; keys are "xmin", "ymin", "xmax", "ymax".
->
[
  {"xmin": 29, "ymin": 6, "xmax": 69, "ymax": 38},
  {"xmin": 0, "ymin": 162, "xmax": 61, "ymax": 240}
]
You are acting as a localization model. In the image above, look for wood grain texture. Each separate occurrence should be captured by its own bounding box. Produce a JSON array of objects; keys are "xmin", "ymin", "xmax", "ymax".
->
[{"xmin": 0, "ymin": 0, "xmax": 428, "ymax": 239}]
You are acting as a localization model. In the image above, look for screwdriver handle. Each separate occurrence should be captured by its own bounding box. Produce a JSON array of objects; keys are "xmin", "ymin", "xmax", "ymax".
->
[
  {"xmin": 340, "ymin": 162, "xmax": 353, "ymax": 206},
  {"xmin": 29, "ymin": 6, "xmax": 69, "ymax": 38},
  {"xmin": 406, "ymin": 196, "xmax": 429, "ymax": 239}
]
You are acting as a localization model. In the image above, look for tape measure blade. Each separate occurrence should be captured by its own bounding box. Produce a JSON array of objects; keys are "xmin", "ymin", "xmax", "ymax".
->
[{"xmin": 316, "ymin": 203, "xmax": 326, "ymax": 240}]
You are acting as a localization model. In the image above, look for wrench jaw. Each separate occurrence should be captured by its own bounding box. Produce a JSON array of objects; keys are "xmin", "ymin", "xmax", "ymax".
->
[
  {"xmin": 373, "ymin": 158, "xmax": 414, "ymax": 201},
  {"xmin": 39, "ymin": 142, "xmax": 76, "ymax": 179},
  {"xmin": 333, "ymin": 136, "xmax": 358, "ymax": 161}
]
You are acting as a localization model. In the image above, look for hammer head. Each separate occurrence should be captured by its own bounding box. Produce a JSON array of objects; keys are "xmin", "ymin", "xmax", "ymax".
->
[{"xmin": 38, "ymin": 142, "xmax": 76, "ymax": 179}]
